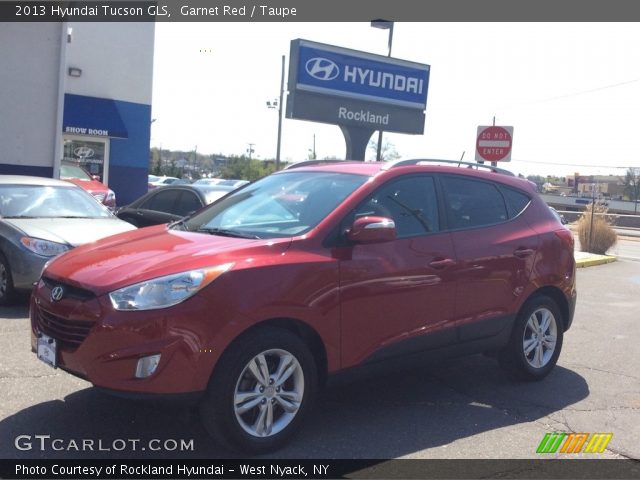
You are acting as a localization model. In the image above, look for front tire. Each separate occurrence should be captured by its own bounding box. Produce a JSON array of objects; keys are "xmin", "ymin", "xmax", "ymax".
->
[
  {"xmin": 499, "ymin": 295, "xmax": 564, "ymax": 381},
  {"xmin": 0, "ymin": 253, "xmax": 16, "ymax": 306},
  {"xmin": 200, "ymin": 327, "xmax": 317, "ymax": 454}
]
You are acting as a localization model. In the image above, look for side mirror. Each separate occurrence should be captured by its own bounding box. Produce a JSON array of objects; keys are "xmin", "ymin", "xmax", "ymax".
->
[
  {"xmin": 347, "ymin": 216, "xmax": 396, "ymax": 244},
  {"xmin": 92, "ymin": 175, "xmax": 101, "ymax": 182}
]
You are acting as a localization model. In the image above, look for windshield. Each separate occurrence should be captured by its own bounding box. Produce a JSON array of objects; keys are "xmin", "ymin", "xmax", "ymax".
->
[
  {"xmin": 181, "ymin": 171, "xmax": 367, "ymax": 239},
  {"xmin": 0, "ymin": 185, "xmax": 112, "ymax": 218},
  {"xmin": 60, "ymin": 163, "xmax": 92, "ymax": 181}
]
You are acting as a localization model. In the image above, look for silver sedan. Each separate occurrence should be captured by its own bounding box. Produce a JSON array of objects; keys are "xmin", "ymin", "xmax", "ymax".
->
[{"xmin": 0, "ymin": 175, "xmax": 136, "ymax": 304}]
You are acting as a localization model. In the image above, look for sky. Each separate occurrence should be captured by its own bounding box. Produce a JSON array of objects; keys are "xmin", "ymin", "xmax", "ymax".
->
[{"xmin": 150, "ymin": 22, "xmax": 640, "ymax": 178}]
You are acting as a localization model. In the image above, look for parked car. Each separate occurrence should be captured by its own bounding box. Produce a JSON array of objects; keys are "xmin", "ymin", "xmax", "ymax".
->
[
  {"xmin": 31, "ymin": 160, "xmax": 576, "ymax": 453},
  {"xmin": 60, "ymin": 161, "xmax": 116, "ymax": 208},
  {"xmin": 148, "ymin": 176, "xmax": 181, "ymax": 190},
  {"xmin": 116, "ymin": 184, "xmax": 235, "ymax": 227},
  {"xmin": 194, "ymin": 178, "xmax": 249, "ymax": 188},
  {"xmin": 0, "ymin": 175, "xmax": 136, "ymax": 305}
]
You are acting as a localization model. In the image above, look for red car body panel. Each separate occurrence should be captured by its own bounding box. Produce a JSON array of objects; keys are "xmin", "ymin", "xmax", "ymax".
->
[{"xmin": 31, "ymin": 162, "xmax": 576, "ymax": 396}]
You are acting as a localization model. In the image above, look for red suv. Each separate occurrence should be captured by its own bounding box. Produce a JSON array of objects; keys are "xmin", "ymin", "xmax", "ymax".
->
[
  {"xmin": 30, "ymin": 160, "xmax": 576, "ymax": 453},
  {"xmin": 60, "ymin": 161, "xmax": 116, "ymax": 209}
]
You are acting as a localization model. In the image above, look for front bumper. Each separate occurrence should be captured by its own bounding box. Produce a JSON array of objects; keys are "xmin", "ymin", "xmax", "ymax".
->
[{"xmin": 29, "ymin": 278, "xmax": 224, "ymax": 395}]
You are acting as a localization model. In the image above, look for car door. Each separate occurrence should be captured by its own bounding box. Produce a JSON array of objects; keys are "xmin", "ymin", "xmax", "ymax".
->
[
  {"xmin": 440, "ymin": 175, "xmax": 539, "ymax": 341},
  {"xmin": 338, "ymin": 175, "xmax": 459, "ymax": 368}
]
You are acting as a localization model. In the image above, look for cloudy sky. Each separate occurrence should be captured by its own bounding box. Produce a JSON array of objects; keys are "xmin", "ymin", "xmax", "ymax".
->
[{"xmin": 151, "ymin": 22, "xmax": 640, "ymax": 177}]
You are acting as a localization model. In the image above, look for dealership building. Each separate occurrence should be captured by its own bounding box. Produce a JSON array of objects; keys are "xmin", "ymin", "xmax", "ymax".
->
[{"xmin": 0, "ymin": 22, "xmax": 154, "ymax": 205}]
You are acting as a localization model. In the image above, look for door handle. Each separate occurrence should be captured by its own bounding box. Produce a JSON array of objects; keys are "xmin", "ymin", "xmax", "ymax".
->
[
  {"xmin": 429, "ymin": 258, "xmax": 456, "ymax": 269},
  {"xmin": 514, "ymin": 248, "xmax": 535, "ymax": 258}
]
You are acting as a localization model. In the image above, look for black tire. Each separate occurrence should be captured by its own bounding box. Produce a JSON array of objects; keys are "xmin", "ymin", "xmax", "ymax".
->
[
  {"xmin": 498, "ymin": 295, "xmax": 564, "ymax": 381},
  {"xmin": 200, "ymin": 327, "xmax": 318, "ymax": 454},
  {"xmin": 0, "ymin": 252, "xmax": 16, "ymax": 306}
]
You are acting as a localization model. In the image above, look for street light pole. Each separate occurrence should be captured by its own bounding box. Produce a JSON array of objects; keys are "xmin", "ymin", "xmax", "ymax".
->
[
  {"xmin": 276, "ymin": 55, "xmax": 285, "ymax": 171},
  {"xmin": 371, "ymin": 20, "xmax": 394, "ymax": 161},
  {"xmin": 266, "ymin": 56, "xmax": 286, "ymax": 171}
]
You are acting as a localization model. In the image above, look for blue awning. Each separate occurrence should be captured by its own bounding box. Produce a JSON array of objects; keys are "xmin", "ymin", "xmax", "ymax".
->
[{"xmin": 63, "ymin": 94, "xmax": 128, "ymax": 138}]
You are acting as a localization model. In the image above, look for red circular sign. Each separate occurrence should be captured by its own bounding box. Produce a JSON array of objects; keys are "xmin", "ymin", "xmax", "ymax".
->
[{"xmin": 476, "ymin": 126, "xmax": 512, "ymax": 162}]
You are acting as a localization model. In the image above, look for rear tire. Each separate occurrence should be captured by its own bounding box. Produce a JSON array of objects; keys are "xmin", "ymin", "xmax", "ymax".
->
[
  {"xmin": 0, "ymin": 253, "xmax": 16, "ymax": 306},
  {"xmin": 499, "ymin": 295, "xmax": 564, "ymax": 381},
  {"xmin": 200, "ymin": 327, "xmax": 317, "ymax": 454}
]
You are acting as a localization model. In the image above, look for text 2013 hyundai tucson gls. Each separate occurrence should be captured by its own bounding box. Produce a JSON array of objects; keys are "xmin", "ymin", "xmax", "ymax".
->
[{"xmin": 31, "ymin": 159, "xmax": 576, "ymax": 453}]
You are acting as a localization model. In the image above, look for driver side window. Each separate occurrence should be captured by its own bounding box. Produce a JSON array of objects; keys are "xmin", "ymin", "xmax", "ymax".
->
[{"xmin": 352, "ymin": 175, "xmax": 440, "ymax": 238}]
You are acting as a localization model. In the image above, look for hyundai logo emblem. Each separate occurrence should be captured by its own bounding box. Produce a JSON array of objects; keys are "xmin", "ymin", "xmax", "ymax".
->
[
  {"xmin": 50, "ymin": 286, "xmax": 64, "ymax": 302},
  {"xmin": 305, "ymin": 57, "xmax": 340, "ymax": 81}
]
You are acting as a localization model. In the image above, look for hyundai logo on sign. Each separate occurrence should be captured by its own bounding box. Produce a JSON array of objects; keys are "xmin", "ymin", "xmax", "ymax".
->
[
  {"xmin": 305, "ymin": 58, "xmax": 340, "ymax": 81},
  {"xmin": 294, "ymin": 40, "xmax": 430, "ymax": 109}
]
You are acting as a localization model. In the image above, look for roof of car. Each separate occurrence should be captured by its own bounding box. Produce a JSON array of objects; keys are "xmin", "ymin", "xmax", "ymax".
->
[
  {"xmin": 282, "ymin": 159, "xmax": 536, "ymax": 192},
  {"xmin": 0, "ymin": 175, "xmax": 76, "ymax": 187}
]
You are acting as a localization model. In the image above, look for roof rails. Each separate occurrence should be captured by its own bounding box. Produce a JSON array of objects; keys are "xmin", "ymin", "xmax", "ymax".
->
[
  {"xmin": 285, "ymin": 160, "xmax": 348, "ymax": 170},
  {"xmin": 381, "ymin": 158, "xmax": 515, "ymax": 176}
]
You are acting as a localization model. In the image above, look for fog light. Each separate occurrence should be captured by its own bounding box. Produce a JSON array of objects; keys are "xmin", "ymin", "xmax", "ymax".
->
[{"xmin": 135, "ymin": 354, "xmax": 161, "ymax": 378}]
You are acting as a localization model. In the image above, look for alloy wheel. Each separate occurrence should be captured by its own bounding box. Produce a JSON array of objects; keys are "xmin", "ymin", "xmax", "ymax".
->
[
  {"xmin": 522, "ymin": 307, "xmax": 558, "ymax": 369},
  {"xmin": 233, "ymin": 349, "xmax": 304, "ymax": 437}
]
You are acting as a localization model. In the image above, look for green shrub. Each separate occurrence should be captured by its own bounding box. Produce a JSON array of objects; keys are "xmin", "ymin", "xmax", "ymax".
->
[{"xmin": 577, "ymin": 203, "xmax": 617, "ymax": 254}]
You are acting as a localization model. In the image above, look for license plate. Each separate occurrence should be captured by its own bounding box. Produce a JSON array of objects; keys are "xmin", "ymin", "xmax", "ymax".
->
[{"xmin": 37, "ymin": 333, "xmax": 57, "ymax": 368}]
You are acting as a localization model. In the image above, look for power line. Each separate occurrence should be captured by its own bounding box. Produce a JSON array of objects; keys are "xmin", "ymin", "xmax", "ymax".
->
[{"xmin": 533, "ymin": 78, "xmax": 640, "ymax": 104}]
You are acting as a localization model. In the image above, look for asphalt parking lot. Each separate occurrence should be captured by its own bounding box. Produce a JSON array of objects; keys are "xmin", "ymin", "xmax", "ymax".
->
[{"xmin": 0, "ymin": 259, "xmax": 638, "ymax": 462}]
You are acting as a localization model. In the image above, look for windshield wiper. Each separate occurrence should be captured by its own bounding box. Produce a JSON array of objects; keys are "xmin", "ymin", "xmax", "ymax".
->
[{"xmin": 196, "ymin": 227, "xmax": 261, "ymax": 239}]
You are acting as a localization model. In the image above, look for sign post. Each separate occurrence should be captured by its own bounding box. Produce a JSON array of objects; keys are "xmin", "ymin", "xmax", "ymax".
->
[{"xmin": 475, "ymin": 125, "xmax": 513, "ymax": 164}]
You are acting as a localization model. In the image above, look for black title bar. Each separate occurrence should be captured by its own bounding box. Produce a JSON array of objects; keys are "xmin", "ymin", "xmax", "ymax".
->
[
  {"xmin": 1, "ymin": 459, "xmax": 640, "ymax": 480},
  {"xmin": 2, "ymin": 0, "xmax": 640, "ymax": 22}
]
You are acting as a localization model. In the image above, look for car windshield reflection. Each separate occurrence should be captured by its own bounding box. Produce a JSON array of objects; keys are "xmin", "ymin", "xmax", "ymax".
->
[
  {"xmin": 0, "ymin": 185, "xmax": 112, "ymax": 219},
  {"xmin": 181, "ymin": 171, "xmax": 367, "ymax": 239}
]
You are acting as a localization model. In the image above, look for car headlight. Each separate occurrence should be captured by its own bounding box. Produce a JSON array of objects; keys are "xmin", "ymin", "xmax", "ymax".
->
[
  {"xmin": 20, "ymin": 237, "xmax": 70, "ymax": 257},
  {"xmin": 105, "ymin": 189, "xmax": 116, "ymax": 203},
  {"xmin": 109, "ymin": 263, "xmax": 234, "ymax": 311}
]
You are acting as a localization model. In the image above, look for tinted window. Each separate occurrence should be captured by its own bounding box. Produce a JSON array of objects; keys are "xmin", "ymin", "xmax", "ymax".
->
[
  {"xmin": 354, "ymin": 176, "xmax": 439, "ymax": 237},
  {"xmin": 145, "ymin": 189, "xmax": 180, "ymax": 213},
  {"xmin": 500, "ymin": 186, "xmax": 531, "ymax": 218},
  {"xmin": 175, "ymin": 191, "xmax": 203, "ymax": 216},
  {"xmin": 442, "ymin": 176, "xmax": 508, "ymax": 229}
]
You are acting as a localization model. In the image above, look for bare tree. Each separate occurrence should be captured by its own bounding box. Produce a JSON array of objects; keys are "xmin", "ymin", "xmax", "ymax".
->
[{"xmin": 367, "ymin": 139, "xmax": 401, "ymax": 161}]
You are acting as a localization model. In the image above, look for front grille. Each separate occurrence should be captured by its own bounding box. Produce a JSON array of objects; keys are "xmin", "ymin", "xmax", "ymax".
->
[
  {"xmin": 42, "ymin": 277, "xmax": 95, "ymax": 301},
  {"xmin": 92, "ymin": 192, "xmax": 106, "ymax": 202},
  {"xmin": 35, "ymin": 307, "xmax": 95, "ymax": 350}
]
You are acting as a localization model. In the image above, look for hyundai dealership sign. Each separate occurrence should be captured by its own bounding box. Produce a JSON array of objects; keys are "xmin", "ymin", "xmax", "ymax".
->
[{"xmin": 287, "ymin": 39, "xmax": 430, "ymax": 134}]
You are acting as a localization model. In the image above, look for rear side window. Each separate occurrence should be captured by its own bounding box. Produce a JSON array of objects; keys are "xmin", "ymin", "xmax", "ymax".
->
[
  {"xmin": 145, "ymin": 189, "xmax": 180, "ymax": 213},
  {"xmin": 499, "ymin": 186, "xmax": 531, "ymax": 218},
  {"xmin": 441, "ymin": 176, "xmax": 508, "ymax": 229},
  {"xmin": 175, "ymin": 191, "xmax": 202, "ymax": 216}
]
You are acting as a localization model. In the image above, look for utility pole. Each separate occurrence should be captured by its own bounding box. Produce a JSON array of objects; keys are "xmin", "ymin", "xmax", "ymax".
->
[{"xmin": 371, "ymin": 20, "xmax": 394, "ymax": 161}]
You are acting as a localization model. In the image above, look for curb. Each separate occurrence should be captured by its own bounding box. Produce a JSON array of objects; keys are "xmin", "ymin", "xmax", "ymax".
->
[{"xmin": 575, "ymin": 254, "xmax": 617, "ymax": 268}]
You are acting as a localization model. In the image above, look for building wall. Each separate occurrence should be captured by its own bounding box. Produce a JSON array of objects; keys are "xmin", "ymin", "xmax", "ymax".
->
[
  {"xmin": 65, "ymin": 22, "xmax": 155, "ymax": 205},
  {"xmin": 0, "ymin": 23, "xmax": 61, "ymax": 176},
  {"xmin": 0, "ymin": 22, "xmax": 154, "ymax": 205},
  {"xmin": 65, "ymin": 22, "xmax": 154, "ymax": 105}
]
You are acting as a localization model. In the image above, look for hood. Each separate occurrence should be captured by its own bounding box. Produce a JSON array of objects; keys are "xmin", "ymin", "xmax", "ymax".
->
[
  {"xmin": 63, "ymin": 178, "xmax": 109, "ymax": 195},
  {"xmin": 5, "ymin": 217, "xmax": 135, "ymax": 247},
  {"xmin": 44, "ymin": 225, "xmax": 292, "ymax": 295}
]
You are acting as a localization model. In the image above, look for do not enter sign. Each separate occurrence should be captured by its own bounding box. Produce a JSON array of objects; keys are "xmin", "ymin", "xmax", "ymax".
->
[{"xmin": 475, "ymin": 125, "xmax": 514, "ymax": 162}]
